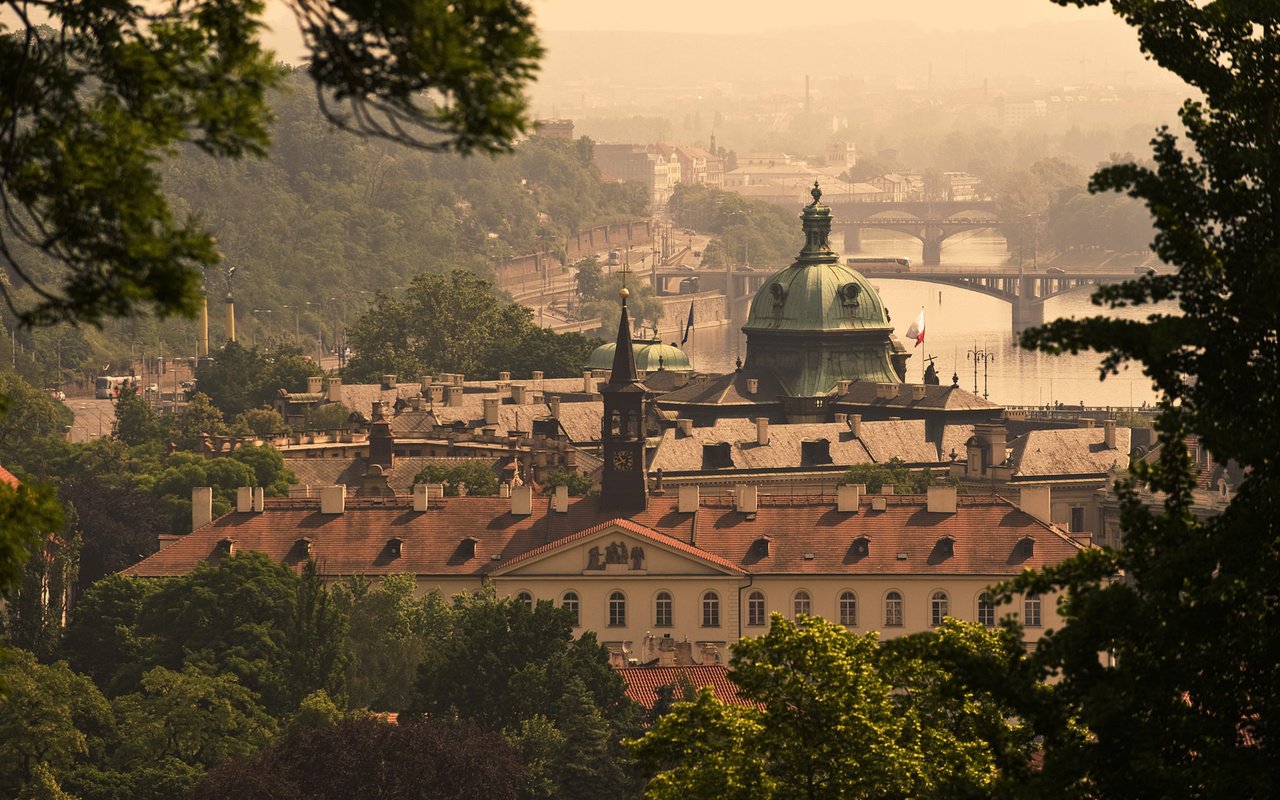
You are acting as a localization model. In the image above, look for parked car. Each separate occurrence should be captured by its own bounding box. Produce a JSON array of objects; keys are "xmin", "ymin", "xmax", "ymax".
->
[{"xmin": 1045, "ymin": 267, "xmax": 1066, "ymax": 274}]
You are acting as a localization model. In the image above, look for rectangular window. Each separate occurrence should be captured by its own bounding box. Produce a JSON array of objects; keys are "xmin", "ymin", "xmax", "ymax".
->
[
  {"xmin": 1024, "ymin": 594, "xmax": 1042, "ymax": 628},
  {"xmin": 747, "ymin": 593, "xmax": 766, "ymax": 627},
  {"xmin": 609, "ymin": 593, "xmax": 627, "ymax": 627},
  {"xmin": 1070, "ymin": 507, "xmax": 1086, "ymax": 533},
  {"xmin": 702, "ymin": 593, "xmax": 720, "ymax": 627},
  {"xmin": 655, "ymin": 593, "xmax": 672, "ymax": 627}
]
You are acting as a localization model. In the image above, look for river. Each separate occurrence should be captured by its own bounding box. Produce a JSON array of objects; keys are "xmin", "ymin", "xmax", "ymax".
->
[{"xmin": 680, "ymin": 229, "xmax": 1163, "ymax": 408}]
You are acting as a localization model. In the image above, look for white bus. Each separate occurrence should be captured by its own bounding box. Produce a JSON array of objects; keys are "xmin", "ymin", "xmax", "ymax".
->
[{"xmin": 94, "ymin": 375, "xmax": 136, "ymax": 399}]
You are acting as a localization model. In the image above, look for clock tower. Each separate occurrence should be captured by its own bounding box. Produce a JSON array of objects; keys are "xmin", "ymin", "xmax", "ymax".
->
[{"xmin": 599, "ymin": 288, "xmax": 648, "ymax": 511}]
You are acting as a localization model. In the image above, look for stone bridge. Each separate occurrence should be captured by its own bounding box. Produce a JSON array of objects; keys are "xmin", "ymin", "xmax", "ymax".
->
[{"xmin": 825, "ymin": 200, "xmax": 1003, "ymax": 266}]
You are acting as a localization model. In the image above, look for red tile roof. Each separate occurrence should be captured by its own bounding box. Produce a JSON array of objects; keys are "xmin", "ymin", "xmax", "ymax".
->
[
  {"xmin": 494, "ymin": 517, "xmax": 746, "ymax": 575},
  {"xmin": 124, "ymin": 494, "xmax": 1082, "ymax": 579},
  {"xmin": 0, "ymin": 465, "xmax": 19, "ymax": 488},
  {"xmin": 617, "ymin": 664, "xmax": 753, "ymax": 711}
]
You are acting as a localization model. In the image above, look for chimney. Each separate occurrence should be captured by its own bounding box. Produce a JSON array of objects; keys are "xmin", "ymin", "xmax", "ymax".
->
[
  {"xmin": 484, "ymin": 397, "xmax": 500, "ymax": 426},
  {"xmin": 532, "ymin": 370, "xmax": 544, "ymax": 382},
  {"xmin": 381, "ymin": 374, "xmax": 397, "ymax": 389},
  {"xmin": 735, "ymin": 484, "xmax": 759, "ymax": 514},
  {"xmin": 837, "ymin": 483, "xmax": 860, "ymax": 512},
  {"xmin": 876, "ymin": 383, "xmax": 899, "ymax": 399},
  {"xmin": 1104, "ymin": 419, "xmax": 1117, "ymax": 450},
  {"xmin": 849, "ymin": 414, "xmax": 862, "ymax": 438},
  {"xmin": 511, "ymin": 484, "xmax": 533, "ymax": 516},
  {"xmin": 676, "ymin": 418, "xmax": 693, "ymax": 438},
  {"xmin": 756, "ymin": 417, "xmax": 770, "ymax": 446},
  {"xmin": 834, "ymin": 412, "xmax": 847, "ymax": 425},
  {"xmin": 236, "ymin": 486, "xmax": 253, "ymax": 513},
  {"xmin": 320, "ymin": 485, "xmax": 346, "ymax": 514},
  {"xmin": 307, "ymin": 375, "xmax": 323, "ymax": 394},
  {"xmin": 499, "ymin": 482, "xmax": 511, "ymax": 498},
  {"xmin": 192, "ymin": 486, "xmax": 213, "ymax": 530},
  {"xmin": 836, "ymin": 379, "xmax": 852, "ymax": 394},
  {"xmin": 453, "ymin": 373, "xmax": 465, "ymax": 386},
  {"xmin": 446, "ymin": 385, "xmax": 464, "ymax": 407},
  {"xmin": 553, "ymin": 484, "xmax": 569, "ymax": 513},
  {"xmin": 430, "ymin": 384, "xmax": 445, "ymax": 404},
  {"xmin": 1081, "ymin": 418, "xmax": 1096, "ymax": 428},
  {"xmin": 252, "ymin": 487, "xmax": 265, "ymax": 513},
  {"xmin": 583, "ymin": 371, "xmax": 595, "ymax": 394},
  {"xmin": 420, "ymin": 375, "xmax": 433, "ymax": 391},
  {"xmin": 549, "ymin": 396, "xmax": 561, "ymax": 418},
  {"xmin": 413, "ymin": 483, "xmax": 429, "ymax": 512},
  {"xmin": 678, "ymin": 484, "xmax": 700, "ymax": 513},
  {"xmin": 1019, "ymin": 485, "xmax": 1052, "ymax": 525},
  {"xmin": 368, "ymin": 416, "xmax": 394, "ymax": 469},
  {"xmin": 498, "ymin": 371, "xmax": 511, "ymax": 382},
  {"xmin": 326, "ymin": 376, "xmax": 342, "ymax": 402},
  {"xmin": 426, "ymin": 483, "xmax": 444, "ymax": 499},
  {"xmin": 511, "ymin": 384, "xmax": 528, "ymax": 404},
  {"xmin": 746, "ymin": 377, "xmax": 759, "ymax": 394},
  {"xmin": 927, "ymin": 485, "xmax": 957, "ymax": 514},
  {"xmin": 911, "ymin": 385, "xmax": 927, "ymax": 401}
]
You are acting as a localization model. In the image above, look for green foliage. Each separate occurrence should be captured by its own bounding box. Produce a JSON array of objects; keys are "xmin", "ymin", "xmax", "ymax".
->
[
  {"xmin": 60, "ymin": 575, "xmax": 161, "ymax": 695},
  {"xmin": 0, "ymin": 480, "xmax": 63, "ymax": 601},
  {"xmin": 0, "ymin": 371, "xmax": 74, "ymax": 471},
  {"xmin": 346, "ymin": 269, "xmax": 597, "ymax": 381},
  {"xmin": 195, "ymin": 342, "xmax": 322, "ymax": 421},
  {"xmin": 1, "ymin": 523, "xmax": 76, "ymax": 661},
  {"xmin": 111, "ymin": 387, "xmax": 171, "ymax": 448},
  {"xmin": 233, "ymin": 408, "xmax": 288, "ymax": 437},
  {"xmin": 575, "ymin": 257, "xmax": 603, "ymax": 300},
  {"xmin": 584, "ymin": 274, "xmax": 663, "ymax": 336},
  {"xmin": 0, "ymin": 650, "xmax": 113, "ymax": 798},
  {"xmin": 667, "ymin": 184, "xmax": 799, "ymax": 270},
  {"xmin": 542, "ymin": 468, "xmax": 595, "ymax": 497},
  {"xmin": 990, "ymin": 3, "xmax": 1280, "ymax": 796},
  {"xmin": 287, "ymin": 689, "xmax": 343, "ymax": 736},
  {"xmin": 631, "ymin": 615, "xmax": 1027, "ymax": 800},
  {"xmin": 333, "ymin": 574, "xmax": 427, "ymax": 711},
  {"xmin": 412, "ymin": 460, "xmax": 500, "ymax": 497},
  {"xmin": 408, "ymin": 589, "xmax": 641, "ymax": 800},
  {"xmin": 302, "ymin": 403, "xmax": 354, "ymax": 432},
  {"xmin": 0, "ymin": 2, "xmax": 543, "ymax": 327},
  {"xmin": 838, "ymin": 457, "xmax": 956, "ymax": 494}
]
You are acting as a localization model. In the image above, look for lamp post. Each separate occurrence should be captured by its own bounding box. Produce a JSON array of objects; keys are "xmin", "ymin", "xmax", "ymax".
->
[{"xmin": 966, "ymin": 344, "xmax": 995, "ymax": 399}]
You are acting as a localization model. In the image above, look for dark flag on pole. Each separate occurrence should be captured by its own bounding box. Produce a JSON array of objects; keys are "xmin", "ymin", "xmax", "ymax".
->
[{"xmin": 681, "ymin": 301, "xmax": 694, "ymax": 345}]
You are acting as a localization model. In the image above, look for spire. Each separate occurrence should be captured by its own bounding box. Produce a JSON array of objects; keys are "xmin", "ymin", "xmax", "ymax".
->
[
  {"xmin": 797, "ymin": 180, "xmax": 837, "ymax": 266},
  {"xmin": 609, "ymin": 287, "xmax": 639, "ymax": 384}
]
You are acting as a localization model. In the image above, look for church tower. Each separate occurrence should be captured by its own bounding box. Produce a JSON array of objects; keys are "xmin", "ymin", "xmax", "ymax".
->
[{"xmin": 599, "ymin": 288, "xmax": 648, "ymax": 511}]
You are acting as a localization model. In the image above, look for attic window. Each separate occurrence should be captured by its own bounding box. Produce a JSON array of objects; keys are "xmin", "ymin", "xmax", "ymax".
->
[
  {"xmin": 217, "ymin": 538, "xmax": 236, "ymax": 557},
  {"xmin": 296, "ymin": 537, "xmax": 314, "ymax": 558},
  {"xmin": 388, "ymin": 537, "xmax": 404, "ymax": 559},
  {"xmin": 754, "ymin": 536, "xmax": 772, "ymax": 557},
  {"xmin": 800, "ymin": 438, "xmax": 833, "ymax": 466},
  {"xmin": 852, "ymin": 536, "xmax": 870, "ymax": 558},
  {"xmin": 935, "ymin": 537, "xmax": 954, "ymax": 559},
  {"xmin": 701, "ymin": 442, "xmax": 734, "ymax": 470},
  {"xmin": 459, "ymin": 537, "xmax": 478, "ymax": 559},
  {"xmin": 1017, "ymin": 536, "xmax": 1036, "ymax": 557},
  {"xmin": 838, "ymin": 282, "xmax": 862, "ymax": 307}
]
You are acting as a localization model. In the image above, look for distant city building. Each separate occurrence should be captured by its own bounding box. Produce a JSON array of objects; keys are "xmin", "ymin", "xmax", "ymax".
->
[
  {"xmin": 594, "ymin": 143, "xmax": 678, "ymax": 210},
  {"xmin": 825, "ymin": 140, "xmax": 857, "ymax": 169},
  {"xmin": 534, "ymin": 118, "xmax": 575, "ymax": 140}
]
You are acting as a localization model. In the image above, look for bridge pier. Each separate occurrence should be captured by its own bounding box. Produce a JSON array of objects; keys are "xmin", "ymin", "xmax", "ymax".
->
[{"xmin": 922, "ymin": 236, "xmax": 942, "ymax": 266}]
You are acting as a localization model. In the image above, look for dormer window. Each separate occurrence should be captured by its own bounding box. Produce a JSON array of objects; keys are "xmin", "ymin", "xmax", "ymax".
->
[
  {"xmin": 935, "ymin": 536, "xmax": 954, "ymax": 559},
  {"xmin": 1017, "ymin": 536, "xmax": 1036, "ymax": 557},
  {"xmin": 754, "ymin": 535, "xmax": 772, "ymax": 557},
  {"xmin": 851, "ymin": 536, "xmax": 870, "ymax": 559},
  {"xmin": 296, "ymin": 537, "xmax": 314, "ymax": 558},
  {"xmin": 387, "ymin": 537, "xmax": 404, "ymax": 559},
  {"xmin": 460, "ymin": 536, "xmax": 478, "ymax": 559},
  {"xmin": 217, "ymin": 538, "xmax": 236, "ymax": 558}
]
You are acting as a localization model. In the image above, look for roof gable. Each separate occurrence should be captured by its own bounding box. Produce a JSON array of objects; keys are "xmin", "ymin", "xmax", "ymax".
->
[{"xmin": 491, "ymin": 518, "xmax": 746, "ymax": 577}]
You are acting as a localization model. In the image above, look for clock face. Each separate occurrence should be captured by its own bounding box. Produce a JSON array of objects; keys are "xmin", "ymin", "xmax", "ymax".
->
[{"xmin": 611, "ymin": 450, "xmax": 635, "ymax": 471}]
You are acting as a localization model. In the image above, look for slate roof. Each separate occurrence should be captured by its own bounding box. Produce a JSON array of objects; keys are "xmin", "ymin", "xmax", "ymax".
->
[
  {"xmin": 618, "ymin": 665, "xmax": 754, "ymax": 711},
  {"xmin": 339, "ymin": 384, "xmax": 425, "ymax": 417},
  {"xmin": 834, "ymin": 383, "xmax": 1002, "ymax": 413},
  {"xmin": 649, "ymin": 418, "xmax": 945, "ymax": 474},
  {"xmin": 1009, "ymin": 427, "xmax": 1131, "ymax": 478},
  {"xmin": 655, "ymin": 370, "xmax": 786, "ymax": 407},
  {"xmin": 125, "ymin": 494, "xmax": 1082, "ymax": 579}
]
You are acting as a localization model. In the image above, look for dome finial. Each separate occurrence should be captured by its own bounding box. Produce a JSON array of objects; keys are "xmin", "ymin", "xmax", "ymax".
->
[
  {"xmin": 619, "ymin": 286, "xmax": 630, "ymax": 300},
  {"xmin": 810, "ymin": 181, "xmax": 822, "ymax": 205}
]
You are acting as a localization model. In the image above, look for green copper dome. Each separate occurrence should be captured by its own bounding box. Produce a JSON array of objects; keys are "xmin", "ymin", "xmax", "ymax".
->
[
  {"xmin": 587, "ymin": 339, "xmax": 692, "ymax": 372},
  {"xmin": 740, "ymin": 182, "xmax": 905, "ymax": 399}
]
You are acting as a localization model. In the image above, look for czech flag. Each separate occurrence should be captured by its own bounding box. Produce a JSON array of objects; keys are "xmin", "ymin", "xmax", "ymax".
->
[
  {"xmin": 905, "ymin": 306, "xmax": 925, "ymax": 347},
  {"xmin": 680, "ymin": 301, "xmax": 694, "ymax": 345}
]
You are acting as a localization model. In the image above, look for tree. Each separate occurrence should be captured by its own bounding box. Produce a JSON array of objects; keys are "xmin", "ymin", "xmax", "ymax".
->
[
  {"xmin": 0, "ymin": 479, "xmax": 63, "ymax": 602},
  {"xmin": 542, "ymin": 468, "xmax": 595, "ymax": 497},
  {"xmin": 412, "ymin": 460, "xmax": 500, "ymax": 497},
  {"xmin": 0, "ymin": 3, "xmax": 541, "ymax": 328},
  {"xmin": 60, "ymin": 574, "xmax": 162, "ymax": 695},
  {"xmin": 988, "ymin": 3, "xmax": 1280, "ymax": 797},
  {"xmin": 0, "ymin": 650, "xmax": 113, "ymax": 798},
  {"xmin": 408, "ymin": 590, "xmax": 640, "ymax": 799},
  {"xmin": 0, "ymin": 371, "xmax": 73, "ymax": 470},
  {"xmin": 171, "ymin": 393, "xmax": 229, "ymax": 450},
  {"xmin": 302, "ymin": 403, "xmax": 354, "ymax": 433},
  {"xmin": 584, "ymin": 275, "xmax": 663, "ymax": 337},
  {"xmin": 838, "ymin": 457, "xmax": 955, "ymax": 494},
  {"xmin": 631, "ymin": 615, "xmax": 1026, "ymax": 800},
  {"xmin": 333, "ymin": 574, "xmax": 427, "ymax": 711},
  {"xmin": 195, "ymin": 342, "xmax": 325, "ymax": 421},
  {"xmin": 575, "ymin": 257, "xmax": 603, "ymax": 301},
  {"xmin": 191, "ymin": 716, "xmax": 527, "ymax": 800},
  {"xmin": 233, "ymin": 408, "xmax": 288, "ymax": 438},
  {"xmin": 112, "ymin": 386, "xmax": 171, "ymax": 447}
]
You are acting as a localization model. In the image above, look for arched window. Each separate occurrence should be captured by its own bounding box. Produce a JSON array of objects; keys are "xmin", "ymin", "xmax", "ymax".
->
[
  {"xmin": 1024, "ymin": 593, "xmax": 1042, "ymax": 627},
  {"xmin": 654, "ymin": 591, "xmax": 673, "ymax": 627},
  {"xmin": 562, "ymin": 591, "xmax": 580, "ymax": 627},
  {"xmin": 793, "ymin": 590, "xmax": 812, "ymax": 619},
  {"xmin": 885, "ymin": 591, "xmax": 904, "ymax": 627},
  {"xmin": 930, "ymin": 591, "xmax": 950, "ymax": 627},
  {"xmin": 838, "ymin": 591, "xmax": 858, "ymax": 627},
  {"xmin": 702, "ymin": 591, "xmax": 721, "ymax": 627},
  {"xmin": 978, "ymin": 593, "xmax": 996, "ymax": 627},
  {"xmin": 609, "ymin": 411, "xmax": 622, "ymax": 437},
  {"xmin": 515, "ymin": 591, "xmax": 533, "ymax": 609},
  {"xmin": 608, "ymin": 591, "xmax": 627, "ymax": 627},
  {"xmin": 747, "ymin": 591, "xmax": 766, "ymax": 627}
]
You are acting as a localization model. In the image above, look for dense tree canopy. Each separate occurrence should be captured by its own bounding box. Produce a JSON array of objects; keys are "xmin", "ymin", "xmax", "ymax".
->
[
  {"xmin": 345, "ymin": 269, "xmax": 599, "ymax": 382},
  {"xmin": 194, "ymin": 342, "xmax": 323, "ymax": 421},
  {"xmin": 667, "ymin": 184, "xmax": 800, "ymax": 271}
]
